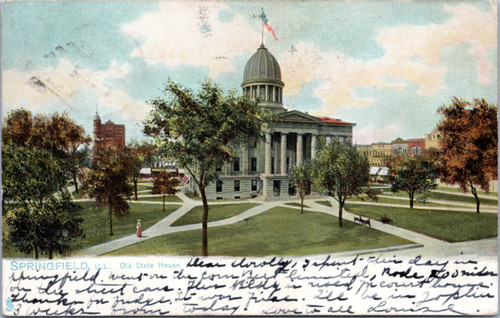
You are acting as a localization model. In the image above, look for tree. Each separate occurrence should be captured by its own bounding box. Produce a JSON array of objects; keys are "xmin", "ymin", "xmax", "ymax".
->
[
  {"xmin": 2, "ymin": 144, "xmax": 84, "ymax": 259},
  {"xmin": 289, "ymin": 162, "xmax": 313, "ymax": 214},
  {"xmin": 128, "ymin": 140, "xmax": 155, "ymax": 200},
  {"xmin": 152, "ymin": 172, "xmax": 180, "ymax": 195},
  {"xmin": 313, "ymin": 140, "xmax": 373, "ymax": 228},
  {"xmin": 7, "ymin": 192, "xmax": 84, "ymax": 259},
  {"xmin": 437, "ymin": 98, "xmax": 498, "ymax": 213},
  {"xmin": 386, "ymin": 154, "xmax": 437, "ymax": 208},
  {"xmin": 144, "ymin": 78, "xmax": 269, "ymax": 256},
  {"xmin": 2, "ymin": 109, "xmax": 92, "ymax": 193},
  {"xmin": 81, "ymin": 146, "xmax": 133, "ymax": 235}
]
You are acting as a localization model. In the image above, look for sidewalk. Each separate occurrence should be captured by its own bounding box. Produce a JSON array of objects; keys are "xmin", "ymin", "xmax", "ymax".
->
[{"xmin": 349, "ymin": 196, "xmax": 498, "ymax": 213}]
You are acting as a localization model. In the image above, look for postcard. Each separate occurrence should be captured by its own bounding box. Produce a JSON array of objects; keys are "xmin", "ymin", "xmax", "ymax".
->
[{"xmin": 1, "ymin": 0, "xmax": 498, "ymax": 316}]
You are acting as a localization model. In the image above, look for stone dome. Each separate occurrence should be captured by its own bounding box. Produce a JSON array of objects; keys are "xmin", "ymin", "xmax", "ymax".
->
[{"xmin": 242, "ymin": 44, "xmax": 284, "ymax": 87}]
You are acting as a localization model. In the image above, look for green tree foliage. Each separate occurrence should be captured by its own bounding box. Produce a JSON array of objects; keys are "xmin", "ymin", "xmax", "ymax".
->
[
  {"xmin": 2, "ymin": 145, "xmax": 84, "ymax": 259},
  {"xmin": 128, "ymin": 140, "xmax": 155, "ymax": 200},
  {"xmin": 2, "ymin": 108, "xmax": 92, "ymax": 193},
  {"xmin": 152, "ymin": 172, "xmax": 180, "ymax": 195},
  {"xmin": 81, "ymin": 146, "xmax": 133, "ymax": 235},
  {"xmin": 289, "ymin": 162, "xmax": 313, "ymax": 214},
  {"xmin": 386, "ymin": 154, "xmax": 437, "ymax": 208},
  {"xmin": 313, "ymin": 140, "xmax": 373, "ymax": 228},
  {"xmin": 437, "ymin": 98, "xmax": 498, "ymax": 213},
  {"xmin": 144, "ymin": 78, "xmax": 270, "ymax": 256}
]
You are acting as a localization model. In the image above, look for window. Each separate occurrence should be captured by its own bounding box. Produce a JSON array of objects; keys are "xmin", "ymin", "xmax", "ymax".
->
[
  {"xmin": 216, "ymin": 164, "xmax": 222, "ymax": 172},
  {"xmin": 251, "ymin": 157, "xmax": 257, "ymax": 172},
  {"xmin": 234, "ymin": 180, "xmax": 240, "ymax": 192},
  {"xmin": 251, "ymin": 179, "xmax": 258, "ymax": 191},
  {"xmin": 216, "ymin": 181, "xmax": 223, "ymax": 193},
  {"xmin": 271, "ymin": 158, "xmax": 275, "ymax": 174},
  {"xmin": 233, "ymin": 157, "xmax": 240, "ymax": 172}
]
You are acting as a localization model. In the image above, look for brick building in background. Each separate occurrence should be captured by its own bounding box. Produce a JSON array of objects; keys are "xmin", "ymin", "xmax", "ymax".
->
[{"xmin": 93, "ymin": 112, "xmax": 125, "ymax": 149}]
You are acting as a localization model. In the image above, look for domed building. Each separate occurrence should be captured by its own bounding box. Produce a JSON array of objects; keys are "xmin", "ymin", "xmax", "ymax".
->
[{"xmin": 192, "ymin": 44, "xmax": 355, "ymax": 200}]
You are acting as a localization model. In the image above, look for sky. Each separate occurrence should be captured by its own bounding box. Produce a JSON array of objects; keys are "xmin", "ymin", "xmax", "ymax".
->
[{"xmin": 2, "ymin": 0, "xmax": 497, "ymax": 145}]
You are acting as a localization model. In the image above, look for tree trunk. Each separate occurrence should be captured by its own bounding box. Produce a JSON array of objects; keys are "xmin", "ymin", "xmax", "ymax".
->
[
  {"xmin": 134, "ymin": 177, "xmax": 138, "ymax": 201},
  {"xmin": 471, "ymin": 186, "xmax": 480, "ymax": 214},
  {"xmin": 49, "ymin": 246, "xmax": 53, "ymax": 260},
  {"xmin": 338, "ymin": 200, "xmax": 343, "ymax": 228},
  {"xmin": 34, "ymin": 245, "xmax": 39, "ymax": 260},
  {"xmin": 200, "ymin": 186, "xmax": 209, "ymax": 257},
  {"xmin": 409, "ymin": 192, "xmax": 414, "ymax": 209},
  {"xmin": 109, "ymin": 202, "xmax": 114, "ymax": 235},
  {"xmin": 300, "ymin": 194, "xmax": 304, "ymax": 214},
  {"xmin": 73, "ymin": 174, "xmax": 79, "ymax": 193}
]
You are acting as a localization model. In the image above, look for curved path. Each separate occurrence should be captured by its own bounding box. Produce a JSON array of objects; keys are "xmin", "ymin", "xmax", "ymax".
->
[{"xmin": 77, "ymin": 192, "xmax": 498, "ymax": 257}]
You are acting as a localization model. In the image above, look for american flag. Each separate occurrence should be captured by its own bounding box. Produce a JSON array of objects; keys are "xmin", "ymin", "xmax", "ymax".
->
[
  {"xmin": 182, "ymin": 175, "xmax": 190, "ymax": 184},
  {"xmin": 261, "ymin": 9, "xmax": 278, "ymax": 41}
]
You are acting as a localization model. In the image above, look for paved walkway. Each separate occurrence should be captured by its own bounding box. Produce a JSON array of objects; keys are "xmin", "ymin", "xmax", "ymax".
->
[
  {"xmin": 433, "ymin": 189, "xmax": 498, "ymax": 200},
  {"xmin": 348, "ymin": 196, "xmax": 498, "ymax": 213},
  {"xmin": 77, "ymin": 191, "xmax": 498, "ymax": 257}
]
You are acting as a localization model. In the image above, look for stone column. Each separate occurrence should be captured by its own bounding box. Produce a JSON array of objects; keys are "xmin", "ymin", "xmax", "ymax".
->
[
  {"xmin": 311, "ymin": 134, "xmax": 317, "ymax": 160},
  {"xmin": 265, "ymin": 132, "xmax": 272, "ymax": 175},
  {"xmin": 280, "ymin": 133, "xmax": 287, "ymax": 174},
  {"xmin": 274, "ymin": 138, "xmax": 279, "ymax": 175},
  {"xmin": 296, "ymin": 133, "xmax": 304, "ymax": 165},
  {"xmin": 326, "ymin": 136, "xmax": 332, "ymax": 145},
  {"xmin": 241, "ymin": 143, "xmax": 248, "ymax": 174}
]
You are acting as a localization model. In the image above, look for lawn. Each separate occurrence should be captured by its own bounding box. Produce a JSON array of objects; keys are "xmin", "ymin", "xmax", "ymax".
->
[
  {"xmin": 316, "ymin": 200, "xmax": 332, "ymax": 207},
  {"xmin": 346, "ymin": 196, "xmax": 470, "ymax": 208},
  {"xmin": 184, "ymin": 191, "xmax": 202, "ymax": 201},
  {"xmin": 171, "ymin": 203, "xmax": 260, "ymax": 226},
  {"xmin": 387, "ymin": 190, "xmax": 498, "ymax": 206},
  {"xmin": 133, "ymin": 183, "xmax": 153, "ymax": 192},
  {"xmin": 344, "ymin": 203, "xmax": 498, "ymax": 242},
  {"xmin": 2, "ymin": 202, "xmax": 179, "ymax": 258},
  {"xmin": 284, "ymin": 202, "xmax": 310, "ymax": 209},
  {"xmin": 436, "ymin": 185, "xmax": 498, "ymax": 197},
  {"xmin": 135, "ymin": 195, "xmax": 182, "ymax": 202},
  {"xmin": 106, "ymin": 207, "xmax": 413, "ymax": 256}
]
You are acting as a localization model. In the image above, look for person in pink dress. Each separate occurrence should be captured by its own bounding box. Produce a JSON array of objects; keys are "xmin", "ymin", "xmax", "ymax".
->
[{"xmin": 136, "ymin": 219, "xmax": 142, "ymax": 238}]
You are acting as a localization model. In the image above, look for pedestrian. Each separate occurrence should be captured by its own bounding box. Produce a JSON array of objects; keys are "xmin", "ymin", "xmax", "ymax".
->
[{"xmin": 136, "ymin": 219, "xmax": 142, "ymax": 238}]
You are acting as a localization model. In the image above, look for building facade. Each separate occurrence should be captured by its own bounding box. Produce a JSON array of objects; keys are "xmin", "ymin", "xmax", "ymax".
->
[
  {"xmin": 408, "ymin": 138, "xmax": 425, "ymax": 156},
  {"xmin": 188, "ymin": 44, "xmax": 355, "ymax": 200},
  {"xmin": 93, "ymin": 112, "xmax": 125, "ymax": 149},
  {"xmin": 425, "ymin": 127, "xmax": 441, "ymax": 151}
]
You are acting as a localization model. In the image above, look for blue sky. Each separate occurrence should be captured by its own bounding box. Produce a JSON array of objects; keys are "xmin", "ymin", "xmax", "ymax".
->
[{"xmin": 2, "ymin": 0, "xmax": 497, "ymax": 144}]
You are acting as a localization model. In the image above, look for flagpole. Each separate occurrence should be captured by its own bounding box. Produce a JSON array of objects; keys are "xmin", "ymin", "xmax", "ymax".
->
[{"xmin": 261, "ymin": 9, "xmax": 264, "ymax": 46}]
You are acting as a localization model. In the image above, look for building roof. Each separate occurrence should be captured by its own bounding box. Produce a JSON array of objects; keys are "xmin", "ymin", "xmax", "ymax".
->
[{"xmin": 242, "ymin": 44, "xmax": 284, "ymax": 87}]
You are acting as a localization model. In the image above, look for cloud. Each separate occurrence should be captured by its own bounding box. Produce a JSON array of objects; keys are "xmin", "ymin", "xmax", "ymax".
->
[
  {"xmin": 122, "ymin": 2, "xmax": 261, "ymax": 77},
  {"xmin": 2, "ymin": 59, "xmax": 149, "ymax": 121},
  {"xmin": 354, "ymin": 124, "xmax": 400, "ymax": 145},
  {"xmin": 280, "ymin": 3, "xmax": 496, "ymax": 115}
]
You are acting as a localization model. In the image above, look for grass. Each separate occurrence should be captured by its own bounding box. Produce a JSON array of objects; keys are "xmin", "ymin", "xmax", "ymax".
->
[
  {"xmin": 171, "ymin": 203, "xmax": 260, "ymax": 226},
  {"xmin": 284, "ymin": 202, "xmax": 310, "ymax": 209},
  {"xmin": 316, "ymin": 200, "xmax": 332, "ymax": 207},
  {"xmin": 346, "ymin": 196, "xmax": 470, "ymax": 208},
  {"xmin": 387, "ymin": 190, "xmax": 498, "ymax": 206},
  {"xmin": 71, "ymin": 189, "xmax": 87, "ymax": 200},
  {"xmin": 106, "ymin": 207, "xmax": 413, "ymax": 256},
  {"xmin": 2, "ymin": 202, "xmax": 179, "ymax": 258},
  {"xmin": 135, "ymin": 195, "xmax": 182, "ymax": 202},
  {"xmin": 134, "ymin": 183, "xmax": 153, "ymax": 191},
  {"xmin": 184, "ymin": 191, "xmax": 202, "ymax": 201},
  {"xmin": 344, "ymin": 203, "xmax": 498, "ymax": 242},
  {"xmin": 436, "ymin": 185, "xmax": 498, "ymax": 197}
]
